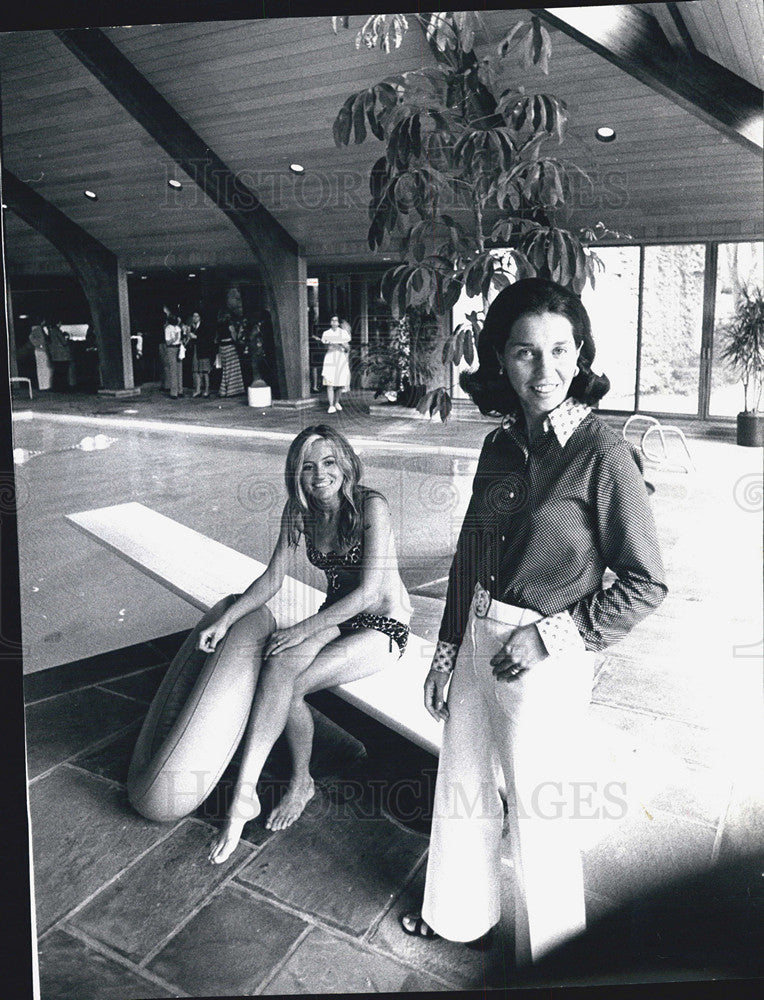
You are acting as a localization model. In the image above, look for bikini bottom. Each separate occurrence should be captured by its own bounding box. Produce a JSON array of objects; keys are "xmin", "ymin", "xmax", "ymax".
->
[{"xmin": 337, "ymin": 612, "xmax": 410, "ymax": 657}]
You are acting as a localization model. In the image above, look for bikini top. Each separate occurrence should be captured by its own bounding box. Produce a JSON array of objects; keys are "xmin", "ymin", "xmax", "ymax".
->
[{"xmin": 304, "ymin": 535, "xmax": 363, "ymax": 599}]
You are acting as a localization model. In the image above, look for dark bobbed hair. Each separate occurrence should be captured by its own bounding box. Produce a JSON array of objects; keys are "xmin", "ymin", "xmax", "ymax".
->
[
  {"xmin": 284, "ymin": 424, "xmax": 382, "ymax": 551},
  {"xmin": 460, "ymin": 277, "xmax": 610, "ymax": 417}
]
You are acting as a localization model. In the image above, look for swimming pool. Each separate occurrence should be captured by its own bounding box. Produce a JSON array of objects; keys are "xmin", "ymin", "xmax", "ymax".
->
[{"xmin": 12, "ymin": 415, "xmax": 476, "ymax": 673}]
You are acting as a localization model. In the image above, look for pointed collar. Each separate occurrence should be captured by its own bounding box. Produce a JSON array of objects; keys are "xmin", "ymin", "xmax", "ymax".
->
[{"xmin": 500, "ymin": 397, "xmax": 591, "ymax": 448}]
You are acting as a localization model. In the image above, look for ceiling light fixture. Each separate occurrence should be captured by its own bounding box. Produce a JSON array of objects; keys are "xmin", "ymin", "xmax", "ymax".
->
[
  {"xmin": 289, "ymin": 163, "xmax": 305, "ymax": 174},
  {"xmin": 595, "ymin": 126, "xmax": 616, "ymax": 142},
  {"xmin": 84, "ymin": 189, "xmax": 98, "ymax": 200},
  {"xmin": 140, "ymin": 275, "xmax": 148, "ymax": 280},
  {"xmin": 168, "ymin": 179, "xmax": 182, "ymax": 189},
  {"xmin": 188, "ymin": 273, "xmax": 196, "ymax": 278}
]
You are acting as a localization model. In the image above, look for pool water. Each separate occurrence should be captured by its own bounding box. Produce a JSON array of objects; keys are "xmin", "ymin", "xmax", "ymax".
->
[{"xmin": 12, "ymin": 416, "xmax": 476, "ymax": 672}]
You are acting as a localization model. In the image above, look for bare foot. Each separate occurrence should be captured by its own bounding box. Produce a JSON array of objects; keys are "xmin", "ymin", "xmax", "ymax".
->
[
  {"xmin": 265, "ymin": 777, "xmax": 315, "ymax": 831},
  {"xmin": 208, "ymin": 792, "xmax": 261, "ymax": 865}
]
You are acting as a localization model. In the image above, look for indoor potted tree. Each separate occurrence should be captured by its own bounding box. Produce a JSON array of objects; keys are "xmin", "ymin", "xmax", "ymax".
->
[
  {"xmin": 360, "ymin": 308, "xmax": 436, "ymax": 406},
  {"xmin": 332, "ymin": 11, "xmax": 607, "ymax": 420},
  {"xmin": 720, "ymin": 285, "xmax": 764, "ymax": 446}
]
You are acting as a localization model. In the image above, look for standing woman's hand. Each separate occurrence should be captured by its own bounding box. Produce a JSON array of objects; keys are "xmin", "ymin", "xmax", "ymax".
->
[
  {"xmin": 424, "ymin": 668, "xmax": 451, "ymax": 722},
  {"xmin": 490, "ymin": 623, "xmax": 547, "ymax": 681}
]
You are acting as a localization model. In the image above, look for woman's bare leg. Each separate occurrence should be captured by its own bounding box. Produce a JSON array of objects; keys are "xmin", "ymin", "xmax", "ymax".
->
[
  {"xmin": 266, "ymin": 695, "xmax": 316, "ymax": 831},
  {"xmin": 327, "ymin": 385, "xmax": 336, "ymax": 409},
  {"xmin": 209, "ymin": 628, "xmax": 398, "ymax": 862}
]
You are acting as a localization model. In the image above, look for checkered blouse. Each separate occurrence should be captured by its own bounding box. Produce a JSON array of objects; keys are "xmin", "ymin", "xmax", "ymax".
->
[{"xmin": 435, "ymin": 399, "xmax": 667, "ymax": 666}]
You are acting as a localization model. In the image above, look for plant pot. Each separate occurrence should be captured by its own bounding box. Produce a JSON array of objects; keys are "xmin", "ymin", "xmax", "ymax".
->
[
  {"xmin": 247, "ymin": 381, "xmax": 272, "ymax": 408},
  {"xmin": 736, "ymin": 411, "xmax": 764, "ymax": 447},
  {"xmin": 399, "ymin": 383, "xmax": 427, "ymax": 408}
]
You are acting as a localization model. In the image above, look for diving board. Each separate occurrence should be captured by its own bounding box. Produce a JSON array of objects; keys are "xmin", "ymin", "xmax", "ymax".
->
[{"xmin": 66, "ymin": 501, "xmax": 443, "ymax": 755}]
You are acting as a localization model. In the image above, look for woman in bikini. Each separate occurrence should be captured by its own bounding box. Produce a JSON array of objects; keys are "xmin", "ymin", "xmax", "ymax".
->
[{"xmin": 126, "ymin": 425, "xmax": 410, "ymax": 865}]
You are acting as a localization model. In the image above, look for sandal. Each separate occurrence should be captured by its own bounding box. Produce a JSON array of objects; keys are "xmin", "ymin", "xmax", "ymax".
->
[{"xmin": 400, "ymin": 912, "xmax": 439, "ymax": 940}]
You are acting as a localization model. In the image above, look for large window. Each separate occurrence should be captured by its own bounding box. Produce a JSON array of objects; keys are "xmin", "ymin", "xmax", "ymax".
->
[
  {"xmin": 449, "ymin": 240, "xmax": 763, "ymax": 419},
  {"xmin": 585, "ymin": 239, "xmax": 762, "ymax": 419},
  {"xmin": 710, "ymin": 242, "xmax": 764, "ymax": 417},
  {"xmin": 639, "ymin": 244, "xmax": 705, "ymax": 414},
  {"xmin": 581, "ymin": 246, "xmax": 640, "ymax": 412}
]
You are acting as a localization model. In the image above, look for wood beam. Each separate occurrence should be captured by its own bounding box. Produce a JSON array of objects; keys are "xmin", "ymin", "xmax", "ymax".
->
[
  {"xmin": 537, "ymin": 5, "xmax": 763, "ymax": 152},
  {"xmin": 55, "ymin": 27, "xmax": 308, "ymax": 399},
  {"xmin": 650, "ymin": 3, "xmax": 696, "ymax": 56},
  {"xmin": 3, "ymin": 170, "xmax": 133, "ymax": 392}
]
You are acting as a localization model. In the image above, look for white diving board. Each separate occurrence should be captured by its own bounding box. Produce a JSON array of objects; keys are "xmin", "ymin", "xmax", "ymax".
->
[{"xmin": 66, "ymin": 501, "xmax": 443, "ymax": 755}]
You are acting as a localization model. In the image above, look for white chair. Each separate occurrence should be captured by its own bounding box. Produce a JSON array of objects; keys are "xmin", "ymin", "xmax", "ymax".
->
[
  {"xmin": 10, "ymin": 376, "xmax": 32, "ymax": 400},
  {"xmin": 622, "ymin": 414, "xmax": 694, "ymax": 474}
]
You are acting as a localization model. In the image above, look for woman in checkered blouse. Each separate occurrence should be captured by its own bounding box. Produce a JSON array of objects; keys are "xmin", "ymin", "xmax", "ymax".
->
[{"xmin": 401, "ymin": 278, "xmax": 667, "ymax": 966}]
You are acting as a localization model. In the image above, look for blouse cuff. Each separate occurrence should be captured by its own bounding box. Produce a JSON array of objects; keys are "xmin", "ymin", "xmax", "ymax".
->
[
  {"xmin": 430, "ymin": 639, "xmax": 459, "ymax": 674},
  {"xmin": 536, "ymin": 611, "xmax": 586, "ymax": 658}
]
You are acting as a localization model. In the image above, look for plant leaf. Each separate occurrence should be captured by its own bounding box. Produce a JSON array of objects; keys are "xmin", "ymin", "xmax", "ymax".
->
[
  {"xmin": 352, "ymin": 93, "xmax": 367, "ymax": 144},
  {"xmin": 333, "ymin": 94, "xmax": 355, "ymax": 147},
  {"xmin": 498, "ymin": 20, "xmax": 527, "ymax": 58}
]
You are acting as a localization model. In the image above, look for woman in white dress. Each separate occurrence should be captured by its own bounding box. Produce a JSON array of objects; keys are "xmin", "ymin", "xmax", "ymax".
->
[{"xmin": 320, "ymin": 315, "xmax": 351, "ymax": 413}]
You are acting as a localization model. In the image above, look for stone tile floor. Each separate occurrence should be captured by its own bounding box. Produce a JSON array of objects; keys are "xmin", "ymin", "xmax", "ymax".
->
[
  {"xmin": 25, "ymin": 631, "xmax": 762, "ymax": 998},
  {"xmin": 14, "ymin": 385, "xmax": 763, "ymax": 995}
]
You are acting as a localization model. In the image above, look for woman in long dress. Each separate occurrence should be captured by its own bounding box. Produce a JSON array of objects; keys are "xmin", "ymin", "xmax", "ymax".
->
[
  {"xmin": 215, "ymin": 314, "xmax": 245, "ymax": 397},
  {"xmin": 400, "ymin": 278, "xmax": 667, "ymax": 967},
  {"xmin": 127, "ymin": 425, "xmax": 411, "ymax": 865},
  {"xmin": 320, "ymin": 315, "xmax": 351, "ymax": 413},
  {"xmin": 28, "ymin": 319, "xmax": 53, "ymax": 391}
]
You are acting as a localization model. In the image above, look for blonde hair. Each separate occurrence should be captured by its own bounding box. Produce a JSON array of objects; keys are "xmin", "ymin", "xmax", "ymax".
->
[{"xmin": 284, "ymin": 425, "xmax": 379, "ymax": 551}]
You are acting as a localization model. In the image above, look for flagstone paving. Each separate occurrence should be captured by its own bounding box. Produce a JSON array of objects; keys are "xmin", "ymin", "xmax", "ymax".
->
[{"xmin": 17, "ymin": 388, "xmax": 763, "ymax": 994}]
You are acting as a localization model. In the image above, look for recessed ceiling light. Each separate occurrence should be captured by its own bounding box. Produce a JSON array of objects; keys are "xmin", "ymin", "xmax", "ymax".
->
[
  {"xmin": 289, "ymin": 163, "xmax": 305, "ymax": 174},
  {"xmin": 595, "ymin": 126, "xmax": 616, "ymax": 142},
  {"xmin": 140, "ymin": 275, "xmax": 148, "ymax": 280},
  {"xmin": 188, "ymin": 273, "xmax": 196, "ymax": 278},
  {"xmin": 84, "ymin": 189, "xmax": 98, "ymax": 200},
  {"xmin": 19, "ymin": 314, "xmax": 28, "ymax": 319},
  {"xmin": 168, "ymin": 179, "xmax": 182, "ymax": 189}
]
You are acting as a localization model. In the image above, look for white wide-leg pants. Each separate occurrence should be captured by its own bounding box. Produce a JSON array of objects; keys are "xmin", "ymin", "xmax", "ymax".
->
[{"xmin": 422, "ymin": 586, "xmax": 594, "ymax": 966}]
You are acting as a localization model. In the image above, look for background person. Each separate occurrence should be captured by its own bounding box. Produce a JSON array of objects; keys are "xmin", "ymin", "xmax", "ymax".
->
[
  {"xmin": 186, "ymin": 310, "xmax": 214, "ymax": 397},
  {"xmin": 126, "ymin": 425, "xmax": 411, "ymax": 865},
  {"xmin": 28, "ymin": 317, "xmax": 52, "ymax": 391},
  {"xmin": 215, "ymin": 311, "xmax": 245, "ymax": 397},
  {"xmin": 401, "ymin": 278, "xmax": 667, "ymax": 968},
  {"xmin": 47, "ymin": 319, "xmax": 73, "ymax": 392},
  {"xmin": 320, "ymin": 315, "xmax": 351, "ymax": 413},
  {"xmin": 163, "ymin": 310, "xmax": 184, "ymax": 399}
]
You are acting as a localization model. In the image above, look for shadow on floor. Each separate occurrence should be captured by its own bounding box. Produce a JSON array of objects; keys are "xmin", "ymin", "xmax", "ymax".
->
[{"xmin": 25, "ymin": 633, "xmax": 759, "ymax": 998}]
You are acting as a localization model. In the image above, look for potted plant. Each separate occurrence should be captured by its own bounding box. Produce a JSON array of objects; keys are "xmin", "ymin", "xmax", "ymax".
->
[
  {"xmin": 360, "ymin": 308, "xmax": 436, "ymax": 406},
  {"xmin": 719, "ymin": 285, "xmax": 764, "ymax": 446},
  {"xmin": 333, "ymin": 11, "xmax": 608, "ymax": 420}
]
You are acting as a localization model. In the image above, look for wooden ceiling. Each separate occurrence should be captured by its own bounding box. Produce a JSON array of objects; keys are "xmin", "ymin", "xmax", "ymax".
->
[{"xmin": 2, "ymin": 6, "xmax": 762, "ymax": 278}]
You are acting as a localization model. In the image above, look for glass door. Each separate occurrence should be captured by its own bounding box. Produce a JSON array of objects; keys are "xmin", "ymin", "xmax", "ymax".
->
[{"xmin": 638, "ymin": 244, "xmax": 706, "ymax": 415}]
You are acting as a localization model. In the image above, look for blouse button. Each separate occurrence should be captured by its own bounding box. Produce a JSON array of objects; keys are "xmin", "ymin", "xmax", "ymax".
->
[
  {"xmin": 490, "ymin": 574, "xmax": 495, "ymax": 582},
  {"xmin": 501, "ymin": 535, "xmax": 505, "ymax": 542}
]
